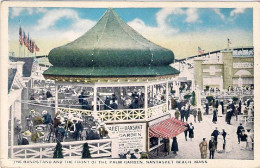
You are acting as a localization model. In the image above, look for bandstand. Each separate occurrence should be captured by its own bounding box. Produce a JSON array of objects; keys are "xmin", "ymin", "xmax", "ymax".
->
[{"xmin": 43, "ymin": 8, "xmax": 181, "ymax": 156}]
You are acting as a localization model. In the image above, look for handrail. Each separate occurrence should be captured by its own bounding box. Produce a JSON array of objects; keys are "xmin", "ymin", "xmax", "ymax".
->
[{"xmin": 9, "ymin": 139, "xmax": 112, "ymax": 149}]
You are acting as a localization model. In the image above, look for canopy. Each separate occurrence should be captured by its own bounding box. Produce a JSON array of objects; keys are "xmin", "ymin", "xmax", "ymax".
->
[
  {"xmin": 149, "ymin": 118, "xmax": 187, "ymax": 138},
  {"xmin": 44, "ymin": 8, "xmax": 179, "ymax": 80}
]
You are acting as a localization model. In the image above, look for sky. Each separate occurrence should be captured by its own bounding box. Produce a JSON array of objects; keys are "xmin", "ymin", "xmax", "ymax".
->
[{"xmin": 8, "ymin": 7, "xmax": 253, "ymax": 59}]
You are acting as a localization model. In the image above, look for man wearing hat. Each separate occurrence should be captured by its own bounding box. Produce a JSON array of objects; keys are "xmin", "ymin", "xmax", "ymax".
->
[
  {"xmin": 75, "ymin": 118, "xmax": 84, "ymax": 140},
  {"xmin": 199, "ymin": 138, "xmax": 207, "ymax": 159},
  {"xmin": 87, "ymin": 126, "xmax": 100, "ymax": 140},
  {"xmin": 209, "ymin": 136, "xmax": 216, "ymax": 159},
  {"xmin": 31, "ymin": 126, "xmax": 44, "ymax": 143},
  {"xmin": 237, "ymin": 123, "xmax": 244, "ymax": 144},
  {"xmin": 54, "ymin": 115, "xmax": 62, "ymax": 128},
  {"xmin": 56, "ymin": 122, "xmax": 67, "ymax": 142},
  {"xmin": 42, "ymin": 110, "xmax": 52, "ymax": 125},
  {"xmin": 21, "ymin": 131, "xmax": 31, "ymax": 145},
  {"xmin": 98, "ymin": 123, "xmax": 108, "ymax": 139}
]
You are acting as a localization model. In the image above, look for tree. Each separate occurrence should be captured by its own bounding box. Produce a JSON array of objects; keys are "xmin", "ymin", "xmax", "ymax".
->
[
  {"xmin": 191, "ymin": 91, "xmax": 196, "ymax": 106},
  {"xmin": 82, "ymin": 142, "xmax": 91, "ymax": 158},
  {"xmin": 53, "ymin": 142, "xmax": 64, "ymax": 158},
  {"xmin": 184, "ymin": 94, "xmax": 191, "ymax": 100}
]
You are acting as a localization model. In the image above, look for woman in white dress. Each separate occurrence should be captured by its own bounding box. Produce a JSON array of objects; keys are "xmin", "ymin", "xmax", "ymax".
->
[
  {"xmin": 217, "ymin": 132, "xmax": 224, "ymax": 152},
  {"xmin": 225, "ymin": 134, "xmax": 232, "ymax": 153},
  {"xmin": 218, "ymin": 104, "xmax": 223, "ymax": 117}
]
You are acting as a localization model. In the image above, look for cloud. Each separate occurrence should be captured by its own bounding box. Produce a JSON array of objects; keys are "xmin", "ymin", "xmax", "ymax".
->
[
  {"xmin": 213, "ymin": 9, "xmax": 225, "ymax": 20},
  {"xmin": 10, "ymin": 7, "xmax": 45, "ymax": 18},
  {"xmin": 34, "ymin": 9, "xmax": 79, "ymax": 31},
  {"xmin": 185, "ymin": 8, "xmax": 199, "ymax": 23},
  {"xmin": 230, "ymin": 8, "xmax": 246, "ymax": 17},
  {"xmin": 128, "ymin": 8, "xmax": 201, "ymax": 38}
]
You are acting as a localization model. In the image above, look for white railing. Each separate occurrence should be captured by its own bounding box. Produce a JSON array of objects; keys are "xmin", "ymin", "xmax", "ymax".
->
[
  {"xmin": 147, "ymin": 103, "xmax": 167, "ymax": 119},
  {"xmin": 58, "ymin": 107, "xmax": 93, "ymax": 116},
  {"xmin": 58, "ymin": 104, "xmax": 168, "ymax": 122},
  {"xmin": 9, "ymin": 139, "xmax": 112, "ymax": 159},
  {"xmin": 98, "ymin": 109, "xmax": 145, "ymax": 122}
]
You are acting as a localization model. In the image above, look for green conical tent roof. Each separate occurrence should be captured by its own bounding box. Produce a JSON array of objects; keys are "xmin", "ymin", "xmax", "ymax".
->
[{"xmin": 43, "ymin": 8, "xmax": 179, "ymax": 79}]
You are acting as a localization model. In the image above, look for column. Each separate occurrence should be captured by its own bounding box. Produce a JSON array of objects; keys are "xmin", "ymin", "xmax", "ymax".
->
[
  {"xmin": 93, "ymin": 85, "xmax": 97, "ymax": 116},
  {"xmin": 10, "ymin": 103, "xmax": 14, "ymax": 158},
  {"xmin": 144, "ymin": 84, "xmax": 148, "ymax": 120},
  {"xmin": 55, "ymin": 84, "xmax": 58, "ymax": 114},
  {"xmin": 166, "ymin": 81, "xmax": 169, "ymax": 110}
]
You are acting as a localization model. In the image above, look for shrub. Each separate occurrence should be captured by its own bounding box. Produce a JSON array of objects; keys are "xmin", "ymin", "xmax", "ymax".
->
[
  {"xmin": 82, "ymin": 142, "xmax": 91, "ymax": 158},
  {"xmin": 53, "ymin": 142, "xmax": 64, "ymax": 158}
]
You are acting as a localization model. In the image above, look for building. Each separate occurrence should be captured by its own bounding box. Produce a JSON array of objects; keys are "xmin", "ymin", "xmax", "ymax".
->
[
  {"xmin": 190, "ymin": 47, "xmax": 254, "ymax": 90},
  {"xmin": 42, "ymin": 8, "xmax": 186, "ymax": 157}
]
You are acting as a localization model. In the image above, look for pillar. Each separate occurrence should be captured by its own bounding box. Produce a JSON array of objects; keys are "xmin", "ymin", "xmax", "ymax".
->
[
  {"xmin": 166, "ymin": 81, "xmax": 169, "ymax": 110},
  {"xmin": 55, "ymin": 84, "xmax": 58, "ymax": 114},
  {"xmin": 93, "ymin": 85, "xmax": 97, "ymax": 116},
  {"xmin": 10, "ymin": 103, "xmax": 14, "ymax": 158},
  {"xmin": 144, "ymin": 84, "xmax": 148, "ymax": 120}
]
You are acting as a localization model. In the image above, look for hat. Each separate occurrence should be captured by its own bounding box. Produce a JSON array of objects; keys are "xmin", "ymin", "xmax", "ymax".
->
[
  {"xmin": 23, "ymin": 130, "xmax": 31, "ymax": 137},
  {"xmin": 72, "ymin": 118, "xmax": 78, "ymax": 122},
  {"xmin": 100, "ymin": 122, "xmax": 105, "ymax": 126},
  {"xmin": 42, "ymin": 110, "xmax": 47, "ymax": 115},
  {"xmin": 91, "ymin": 126, "xmax": 97, "ymax": 131},
  {"xmin": 36, "ymin": 127, "xmax": 44, "ymax": 132},
  {"xmin": 30, "ymin": 109, "xmax": 35, "ymax": 114},
  {"xmin": 203, "ymin": 138, "xmax": 206, "ymax": 141},
  {"xmin": 56, "ymin": 115, "xmax": 61, "ymax": 120}
]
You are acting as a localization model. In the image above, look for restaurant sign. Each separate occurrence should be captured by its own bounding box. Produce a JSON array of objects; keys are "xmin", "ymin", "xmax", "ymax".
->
[
  {"xmin": 233, "ymin": 62, "xmax": 253, "ymax": 69},
  {"xmin": 106, "ymin": 123, "xmax": 146, "ymax": 153}
]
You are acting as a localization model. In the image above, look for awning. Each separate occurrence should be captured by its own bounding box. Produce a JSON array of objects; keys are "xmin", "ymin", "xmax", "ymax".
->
[{"xmin": 149, "ymin": 118, "xmax": 188, "ymax": 138}]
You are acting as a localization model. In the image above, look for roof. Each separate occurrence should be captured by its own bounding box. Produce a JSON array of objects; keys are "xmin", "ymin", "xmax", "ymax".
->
[
  {"xmin": 44, "ymin": 8, "xmax": 178, "ymax": 79},
  {"xmin": 8, "ymin": 68, "xmax": 17, "ymax": 93},
  {"xmin": 149, "ymin": 118, "xmax": 188, "ymax": 138},
  {"xmin": 9, "ymin": 57, "xmax": 34, "ymax": 77},
  {"xmin": 43, "ymin": 66, "xmax": 179, "ymax": 78},
  {"xmin": 48, "ymin": 8, "xmax": 174, "ymax": 68}
]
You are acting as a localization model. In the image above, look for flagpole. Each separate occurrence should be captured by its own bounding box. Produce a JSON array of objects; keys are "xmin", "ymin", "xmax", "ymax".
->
[{"xmin": 19, "ymin": 20, "xmax": 21, "ymax": 57}]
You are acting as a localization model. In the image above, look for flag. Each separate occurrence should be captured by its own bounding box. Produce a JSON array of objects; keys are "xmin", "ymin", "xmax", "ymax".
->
[
  {"xmin": 31, "ymin": 41, "xmax": 35, "ymax": 53},
  {"xmin": 35, "ymin": 44, "xmax": 40, "ymax": 52},
  {"xmin": 227, "ymin": 38, "xmax": 232, "ymax": 44},
  {"xmin": 198, "ymin": 46, "xmax": 204, "ymax": 55},
  {"xmin": 19, "ymin": 26, "xmax": 23, "ymax": 46},
  {"xmin": 29, "ymin": 39, "xmax": 32, "ymax": 52},
  {"xmin": 26, "ymin": 33, "xmax": 30, "ymax": 48},
  {"xmin": 23, "ymin": 31, "xmax": 28, "ymax": 46}
]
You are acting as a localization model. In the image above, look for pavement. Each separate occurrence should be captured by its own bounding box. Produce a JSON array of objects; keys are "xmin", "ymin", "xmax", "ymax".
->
[{"xmin": 156, "ymin": 114, "xmax": 253, "ymax": 160}]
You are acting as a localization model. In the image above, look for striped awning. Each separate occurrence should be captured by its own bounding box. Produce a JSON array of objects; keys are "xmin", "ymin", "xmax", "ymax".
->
[{"xmin": 149, "ymin": 118, "xmax": 188, "ymax": 138}]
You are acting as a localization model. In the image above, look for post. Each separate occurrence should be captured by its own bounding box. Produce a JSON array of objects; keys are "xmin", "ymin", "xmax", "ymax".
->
[
  {"xmin": 55, "ymin": 84, "xmax": 58, "ymax": 114},
  {"xmin": 166, "ymin": 81, "xmax": 169, "ymax": 110},
  {"xmin": 10, "ymin": 103, "xmax": 14, "ymax": 158},
  {"xmin": 144, "ymin": 84, "xmax": 148, "ymax": 120},
  {"xmin": 93, "ymin": 85, "xmax": 97, "ymax": 116}
]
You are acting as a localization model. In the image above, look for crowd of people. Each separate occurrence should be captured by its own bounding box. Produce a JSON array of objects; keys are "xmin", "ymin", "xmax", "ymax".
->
[{"xmin": 18, "ymin": 109, "xmax": 109, "ymax": 146}]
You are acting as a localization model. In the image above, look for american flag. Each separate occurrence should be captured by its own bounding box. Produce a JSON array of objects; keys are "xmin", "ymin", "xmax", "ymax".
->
[
  {"xmin": 26, "ymin": 33, "xmax": 30, "ymax": 48},
  {"xmin": 35, "ymin": 44, "xmax": 40, "ymax": 52},
  {"xmin": 227, "ymin": 38, "xmax": 232, "ymax": 44},
  {"xmin": 19, "ymin": 26, "xmax": 23, "ymax": 46},
  {"xmin": 31, "ymin": 41, "xmax": 35, "ymax": 53},
  {"xmin": 198, "ymin": 46, "xmax": 204, "ymax": 55},
  {"xmin": 23, "ymin": 31, "xmax": 27, "ymax": 46}
]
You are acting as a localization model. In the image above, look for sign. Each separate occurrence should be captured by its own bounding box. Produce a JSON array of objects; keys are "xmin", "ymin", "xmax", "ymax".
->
[
  {"xmin": 203, "ymin": 66, "xmax": 222, "ymax": 75},
  {"xmin": 233, "ymin": 62, "xmax": 253, "ymax": 69},
  {"xmin": 106, "ymin": 123, "xmax": 146, "ymax": 153}
]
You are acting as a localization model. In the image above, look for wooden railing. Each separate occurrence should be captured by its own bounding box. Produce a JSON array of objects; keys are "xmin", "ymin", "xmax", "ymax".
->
[
  {"xmin": 58, "ymin": 103, "xmax": 168, "ymax": 122},
  {"xmin": 58, "ymin": 107, "xmax": 93, "ymax": 116},
  {"xmin": 147, "ymin": 103, "xmax": 167, "ymax": 119},
  {"xmin": 97, "ymin": 109, "xmax": 145, "ymax": 122},
  {"xmin": 9, "ymin": 139, "xmax": 112, "ymax": 159}
]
